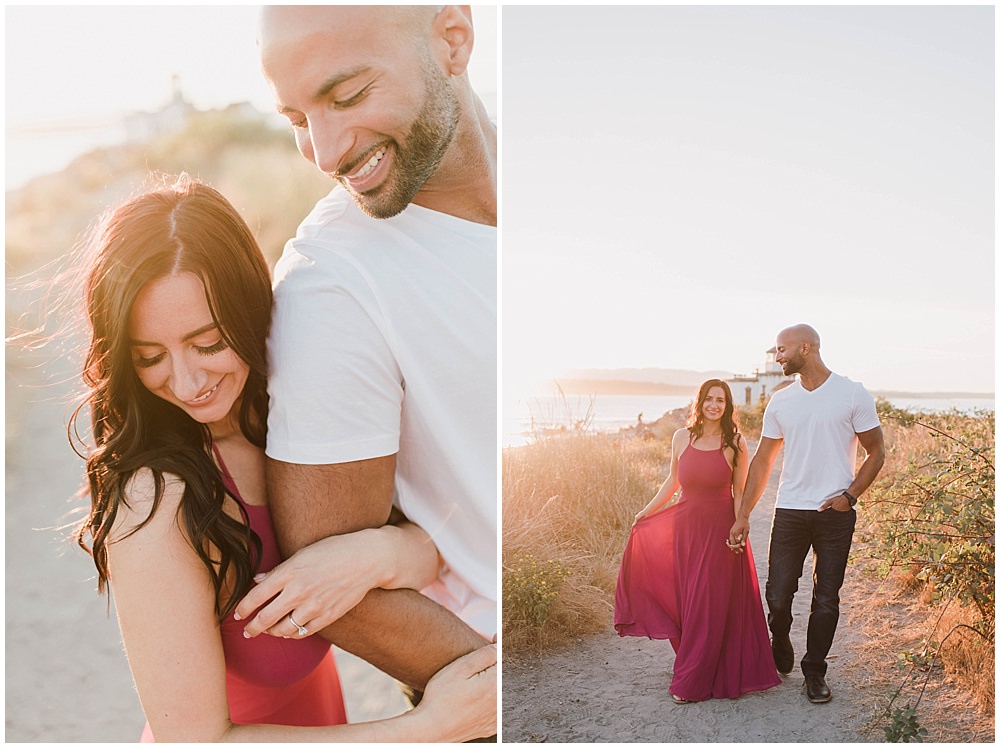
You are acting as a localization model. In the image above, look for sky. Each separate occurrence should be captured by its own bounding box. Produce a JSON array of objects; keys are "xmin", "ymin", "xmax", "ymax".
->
[
  {"xmin": 4, "ymin": 5, "xmax": 993, "ymax": 396},
  {"xmin": 502, "ymin": 5, "xmax": 994, "ymax": 395},
  {"xmin": 4, "ymin": 5, "xmax": 497, "ymax": 189}
]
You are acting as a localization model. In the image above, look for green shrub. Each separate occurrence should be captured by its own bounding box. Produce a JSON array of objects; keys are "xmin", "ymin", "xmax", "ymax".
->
[
  {"xmin": 859, "ymin": 408, "xmax": 995, "ymax": 736},
  {"xmin": 736, "ymin": 399, "xmax": 765, "ymax": 440},
  {"xmin": 502, "ymin": 554, "xmax": 568, "ymax": 627},
  {"xmin": 862, "ymin": 410, "xmax": 994, "ymax": 629}
]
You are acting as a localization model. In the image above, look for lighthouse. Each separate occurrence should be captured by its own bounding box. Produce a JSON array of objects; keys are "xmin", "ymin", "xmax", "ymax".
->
[{"xmin": 727, "ymin": 348, "xmax": 796, "ymax": 407}]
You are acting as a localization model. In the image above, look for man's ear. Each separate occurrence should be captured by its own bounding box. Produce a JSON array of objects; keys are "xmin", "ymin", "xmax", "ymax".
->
[{"xmin": 433, "ymin": 5, "xmax": 475, "ymax": 76}]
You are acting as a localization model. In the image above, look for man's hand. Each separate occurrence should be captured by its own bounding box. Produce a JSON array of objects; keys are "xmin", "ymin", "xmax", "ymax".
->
[
  {"xmin": 818, "ymin": 493, "xmax": 853, "ymax": 512},
  {"xmin": 728, "ymin": 516, "xmax": 750, "ymax": 553}
]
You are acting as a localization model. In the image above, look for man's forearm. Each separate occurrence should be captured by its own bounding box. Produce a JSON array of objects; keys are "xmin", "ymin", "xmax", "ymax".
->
[
  {"xmin": 848, "ymin": 449, "xmax": 886, "ymax": 498},
  {"xmin": 849, "ymin": 428, "xmax": 887, "ymax": 499},
  {"xmin": 737, "ymin": 461, "xmax": 770, "ymax": 519},
  {"xmin": 320, "ymin": 588, "xmax": 488, "ymax": 689},
  {"xmin": 736, "ymin": 438, "xmax": 783, "ymax": 520},
  {"xmin": 265, "ymin": 457, "xmax": 488, "ymax": 689}
]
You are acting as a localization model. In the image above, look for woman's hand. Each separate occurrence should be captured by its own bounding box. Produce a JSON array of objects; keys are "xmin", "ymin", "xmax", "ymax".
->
[
  {"xmin": 727, "ymin": 517, "xmax": 749, "ymax": 555},
  {"xmin": 632, "ymin": 508, "xmax": 649, "ymax": 526},
  {"xmin": 234, "ymin": 523, "xmax": 439, "ymax": 639},
  {"xmin": 411, "ymin": 643, "xmax": 498, "ymax": 742}
]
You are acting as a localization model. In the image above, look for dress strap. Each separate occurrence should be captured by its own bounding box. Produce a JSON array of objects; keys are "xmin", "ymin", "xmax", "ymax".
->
[
  {"xmin": 210, "ymin": 442, "xmax": 230, "ymax": 479},
  {"xmin": 210, "ymin": 443, "xmax": 244, "ymax": 506}
]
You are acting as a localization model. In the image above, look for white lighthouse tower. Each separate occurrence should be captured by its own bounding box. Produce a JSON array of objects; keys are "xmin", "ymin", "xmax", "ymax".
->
[{"xmin": 727, "ymin": 348, "xmax": 796, "ymax": 407}]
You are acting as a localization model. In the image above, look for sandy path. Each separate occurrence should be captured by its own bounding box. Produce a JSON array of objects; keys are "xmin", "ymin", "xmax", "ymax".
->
[
  {"xmin": 5, "ymin": 343, "xmax": 406, "ymax": 741},
  {"xmin": 501, "ymin": 447, "xmax": 877, "ymax": 743}
]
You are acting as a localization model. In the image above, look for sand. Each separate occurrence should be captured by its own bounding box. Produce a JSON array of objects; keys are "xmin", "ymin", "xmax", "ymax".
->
[
  {"xmin": 500, "ymin": 448, "xmax": 880, "ymax": 743},
  {"xmin": 5, "ymin": 343, "xmax": 407, "ymax": 741}
]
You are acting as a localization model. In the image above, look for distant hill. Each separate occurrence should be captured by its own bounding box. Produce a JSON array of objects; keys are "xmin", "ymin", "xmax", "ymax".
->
[
  {"xmin": 553, "ymin": 378, "xmax": 701, "ymax": 396},
  {"xmin": 562, "ymin": 367, "xmax": 734, "ymax": 387},
  {"xmin": 5, "ymin": 106, "xmax": 331, "ymax": 275},
  {"xmin": 550, "ymin": 368, "xmax": 993, "ymax": 399}
]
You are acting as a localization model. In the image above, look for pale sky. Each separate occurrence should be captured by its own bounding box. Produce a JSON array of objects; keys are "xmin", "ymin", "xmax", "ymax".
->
[
  {"xmin": 502, "ymin": 5, "xmax": 994, "ymax": 395},
  {"xmin": 4, "ymin": 5, "xmax": 497, "ymax": 188}
]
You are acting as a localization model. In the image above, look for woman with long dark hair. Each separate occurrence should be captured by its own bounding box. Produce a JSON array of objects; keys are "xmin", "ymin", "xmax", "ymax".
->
[
  {"xmin": 613, "ymin": 379, "xmax": 780, "ymax": 703},
  {"xmin": 70, "ymin": 176, "xmax": 495, "ymax": 741}
]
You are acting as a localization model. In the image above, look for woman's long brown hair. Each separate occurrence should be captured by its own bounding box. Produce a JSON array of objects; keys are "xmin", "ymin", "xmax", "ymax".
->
[
  {"xmin": 71, "ymin": 176, "xmax": 270, "ymax": 618},
  {"xmin": 686, "ymin": 379, "xmax": 742, "ymax": 464}
]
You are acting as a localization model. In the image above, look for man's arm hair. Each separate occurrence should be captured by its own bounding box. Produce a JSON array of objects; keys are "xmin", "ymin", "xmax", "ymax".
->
[
  {"xmin": 728, "ymin": 436, "xmax": 782, "ymax": 549},
  {"xmin": 737, "ymin": 436, "xmax": 783, "ymax": 520},
  {"xmin": 267, "ymin": 455, "xmax": 488, "ymax": 690},
  {"xmin": 848, "ymin": 426, "xmax": 886, "ymax": 498}
]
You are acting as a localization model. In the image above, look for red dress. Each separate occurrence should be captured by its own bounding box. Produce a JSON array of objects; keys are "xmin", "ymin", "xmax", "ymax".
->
[
  {"xmin": 140, "ymin": 450, "xmax": 348, "ymax": 741},
  {"xmin": 614, "ymin": 440, "xmax": 780, "ymax": 701}
]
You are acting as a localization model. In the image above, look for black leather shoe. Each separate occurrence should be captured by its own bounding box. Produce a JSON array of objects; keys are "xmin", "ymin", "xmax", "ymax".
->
[
  {"xmin": 771, "ymin": 635, "xmax": 794, "ymax": 675},
  {"xmin": 804, "ymin": 674, "xmax": 832, "ymax": 703}
]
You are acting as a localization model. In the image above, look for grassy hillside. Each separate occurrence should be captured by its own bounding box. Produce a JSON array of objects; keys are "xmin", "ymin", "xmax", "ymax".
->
[{"xmin": 5, "ymin": 108, "xmax": 332, "ymax": 275}]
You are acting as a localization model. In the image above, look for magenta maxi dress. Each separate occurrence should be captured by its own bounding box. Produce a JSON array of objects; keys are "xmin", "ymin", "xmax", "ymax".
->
[
  {"xmin": 614, "ymin": 440, "xmax": 781, "ymax": 702},
  {"xmin": 139, "ymin": 447, "xmax": 347, "ymax": 741}
]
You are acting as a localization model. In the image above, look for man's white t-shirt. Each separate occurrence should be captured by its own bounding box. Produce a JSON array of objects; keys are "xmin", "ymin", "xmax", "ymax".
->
[
  {"xmin": 761, "ymin": 373, "xmax": 881, "ymax": 511},
  {"xmin": 266, "ymin": 187, "xmax": 497, "ymax": 637}
]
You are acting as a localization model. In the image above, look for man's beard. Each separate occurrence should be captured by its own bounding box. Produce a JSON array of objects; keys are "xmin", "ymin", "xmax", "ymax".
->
[
  {"xmin": 781, "ymin": 355, "xmax": 804, "ymax": 375},
  {"xmin": 342, "ymin": 57, "xmax": 461, "ymax": 219}
]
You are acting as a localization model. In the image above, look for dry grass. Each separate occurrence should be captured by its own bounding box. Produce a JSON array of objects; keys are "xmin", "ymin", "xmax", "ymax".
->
[
  {"xmin": 503, "ymin": 405, "xmax": 994, "ymax": 738},
  {"xmin": 844, "ymin": 569, "xmax": 994, "ymax": 741},
  {"xmin": 848, "ymin": 408, "xmax": 995, "ymax": 740},
  {"xmin": 5, "ymin": 110, "xmax": 330, "ymax": 275},
  {"xmin": 501, "ymin": 432, "xmax": 670, "ymax": 657}
]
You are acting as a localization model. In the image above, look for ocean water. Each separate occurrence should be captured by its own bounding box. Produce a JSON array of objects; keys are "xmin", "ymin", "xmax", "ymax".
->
[{"xmin": 503, "ymin": 393, "xmax": 995, "ymax": 448}]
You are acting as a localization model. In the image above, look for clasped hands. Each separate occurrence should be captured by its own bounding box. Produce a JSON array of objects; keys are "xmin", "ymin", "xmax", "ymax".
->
[{"xmin": 726, "ymin": 517, "xmax": 749, "ymax": 554}]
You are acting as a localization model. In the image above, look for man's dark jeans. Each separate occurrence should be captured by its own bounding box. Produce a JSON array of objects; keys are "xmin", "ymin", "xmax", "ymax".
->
[{"xmin": 765, "ymin": 507, "xmax": 856, "ymax": 677}]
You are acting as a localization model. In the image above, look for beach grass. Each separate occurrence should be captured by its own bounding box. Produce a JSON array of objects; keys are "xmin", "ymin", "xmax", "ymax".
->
[
  {"xmin": 502, "ymin": 431, "xmax": 670, "ymax": 656},
  {"xmin": 502, "ymin": 402, "xmax": 994, "ymax": 731}
]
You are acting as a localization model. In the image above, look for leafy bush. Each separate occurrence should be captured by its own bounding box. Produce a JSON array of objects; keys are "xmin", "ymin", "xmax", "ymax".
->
[
  {"xmin": 735, "ymin": 399, "xmax": 765, "ymax": 440},
  {"xmin": 858, "ymin": 407, "xmax": 994, "ymax": 737},
  {"xmin": 861, "ymin": 409, "xmax": 994, "ymax": 629},
  {"xmin": 503, "ymin": 554, "xmax": 568, "ymax": 627}
]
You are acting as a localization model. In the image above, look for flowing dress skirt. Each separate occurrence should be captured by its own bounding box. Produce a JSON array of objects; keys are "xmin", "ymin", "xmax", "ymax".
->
[{"xmin": 614, "ymin": 445, "xmax": 780, "ymax": 701}]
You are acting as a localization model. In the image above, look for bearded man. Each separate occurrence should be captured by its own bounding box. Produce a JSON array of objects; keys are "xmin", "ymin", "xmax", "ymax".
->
[{"xmin": 729, "ymin": 324, "xmax": 884, "ymax": 704}]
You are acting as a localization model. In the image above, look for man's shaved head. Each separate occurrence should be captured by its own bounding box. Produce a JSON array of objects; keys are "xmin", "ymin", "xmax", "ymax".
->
[
  {"xmin": 258, "ymin": 6, "xmax": 441, "ymax": 51},
  {"xmin": 778, "ymin": 324, "xmax": 821, "ymax": 350}
]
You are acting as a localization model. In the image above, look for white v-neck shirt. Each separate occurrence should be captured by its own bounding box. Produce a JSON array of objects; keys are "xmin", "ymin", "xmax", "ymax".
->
[
  {"xmin": 266, "ymin": 187, "xmax": 497, "ymax": 636},
  {"xmin": 761, "ymin": 373, "xmax": 880, "ymax": 511}
]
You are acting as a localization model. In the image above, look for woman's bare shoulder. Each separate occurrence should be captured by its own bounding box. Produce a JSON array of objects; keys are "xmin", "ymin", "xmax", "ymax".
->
[
  {"xmin": 671, "ymin": 427, "xmax": 691, "ymax": 454},
  {"xmin": 108, "ymin": 467, "xmax": 186, "ymax": 544}
]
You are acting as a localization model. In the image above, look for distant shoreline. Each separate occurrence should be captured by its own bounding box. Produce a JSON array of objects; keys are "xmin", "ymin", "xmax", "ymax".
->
[
  {"xmin": 551, "ymin": 379, "xmax": 698, "ymax": 396},
  {"xmin": 546, "ymin": 378, "xmax": 994, "ymax": 400},
  {"xmin": 870, "ymin": 390, "xmax": 995, "ymax": 400}
]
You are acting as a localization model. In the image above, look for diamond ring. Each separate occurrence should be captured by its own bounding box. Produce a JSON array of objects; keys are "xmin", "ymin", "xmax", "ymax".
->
[{"xmin": 288, "ymin": 614, "xmax": 308, "ymax": 636}]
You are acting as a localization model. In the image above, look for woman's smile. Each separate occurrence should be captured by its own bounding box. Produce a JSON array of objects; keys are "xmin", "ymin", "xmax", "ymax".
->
[{"xmin": 129, "ymin": 272, "xmax": 250, "ymax": 433}]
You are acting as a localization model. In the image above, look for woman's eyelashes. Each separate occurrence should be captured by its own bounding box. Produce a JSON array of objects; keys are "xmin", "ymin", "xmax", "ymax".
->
[
  {"xmin": 134, "ymin": 352, "xmax": 164, "ymax": 369},
  {"xmin": 196, "ymin": 339, "xmax": 229, "ymax": 356},
  {"xmin": 132, "ymin": 339, "xmax": 229, "ymax": 369}
]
